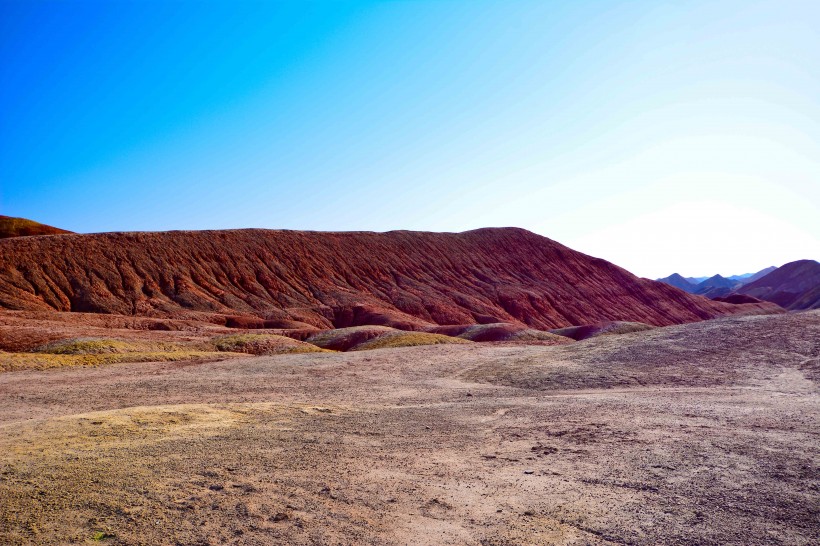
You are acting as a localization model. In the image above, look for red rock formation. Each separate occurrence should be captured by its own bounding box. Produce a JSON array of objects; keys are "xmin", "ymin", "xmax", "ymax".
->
[
  {"xmin": 0, "ymin": 227, "xmax": 779, "ymax": 329},
  {"xmin": 0, "ymin": 215, "xmax": 72, "ymax": 239}
]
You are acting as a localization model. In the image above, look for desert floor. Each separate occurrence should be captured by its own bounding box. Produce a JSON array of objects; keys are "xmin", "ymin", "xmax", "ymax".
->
[{"xmin": 1, "ymin": 311, "xmax": 818, "ymax": 545}]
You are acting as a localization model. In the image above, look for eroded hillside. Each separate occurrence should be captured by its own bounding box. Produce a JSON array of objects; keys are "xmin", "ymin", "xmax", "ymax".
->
[{"xmin": 0, "ymin": 228, "xmax": 778, "ymax": 330}]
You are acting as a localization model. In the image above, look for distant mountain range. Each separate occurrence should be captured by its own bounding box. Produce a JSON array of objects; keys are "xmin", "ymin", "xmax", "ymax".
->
[
  {"xmin": 692, "ymin": 274, "xmax": 746, "ymax": 299},
  {"xmin": 658, "ymin": 262, "xmax": 819, "ymax": 310},
  {"xmin": 657, "ymin": 267, "xmax": 776, "ymax": 298}
]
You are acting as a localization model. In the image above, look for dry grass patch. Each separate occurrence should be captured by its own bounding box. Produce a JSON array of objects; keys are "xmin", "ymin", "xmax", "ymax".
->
[
  {"xmin": 450, "ymin": 323, "xmax": 572, "ymax": 344},
  {"xmin": 0, "ymin": 402, "xmax": 347, "ymax": 546},
  {"xmin": 506, "ymin": 329, "xmax": 574, "ymax": 344},
  {"xmin": 3, "ymin": 404, "xmax": 247, "ymax": 456},
  {"xmin": 35, "ymin": 337, "xmax": 172, "ymax": 355},
  {"xmin": 306, "ymin": 325, "xmax": 397, "ymax": 351},
  {"xmin": 351, "ymin": 331, "xmax": 471, "ymax": 351},
  {"xmin": 0, "ymin": 336, "xmax": 244, "ymax": 372},
  {"xmin": 0, "ymin": 351, "xmax": 241, "ymax": 373},
  {"xmin": 550, "ymin": 321, "xmax": 655, "ymax": 341},
  {"xmin": 212, "ymin": 333, "xmax": 328, "ymax": 355}
]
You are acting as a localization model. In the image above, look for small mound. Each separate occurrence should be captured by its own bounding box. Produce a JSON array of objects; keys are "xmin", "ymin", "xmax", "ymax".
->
[
  {"xmin": 333, "ymin": 304, "xmax": 434, "ymax": 331},
  {"xmin": 430, "ymin": 322, "xmax": 571, "ymax": 345},
  {"xmin": 506, "ymin": 329, "xmax": 574, "ymax": 344},
  {"xmin": 550, "ymin": 321, "xmax": 655, "ymax": 341},
  {"xmin": 212, "ymin": 334, "xmax": 327, "ymax": 355},
  {"xmin": 457, "ymin": 323, "xmax": 523, "ymax": 342},
  {"xmin": 224, "ymin": 315, "xmax": 322, "ymax": 330},
  {"xmin": 713, "ymin": 294, "xmax": 763, "ymax": 305},
  {"xmin": 0, "ymin": 215, "xmax": 72, "ymax": 239},
  {"xmin": 428, "ymin": 323, "xmax": 571, "ymax": 344},
  {"xmin": 449, "ymin": 323, "xmax": 559, "ymax": 343},
  {"xmin": 432, "ymin": 323, "xmax": 525, "ymax": 341},
  {"xmin": 224, "ymin": 316, "xmax": 266, "ymax": 329},
  {"xmin": 262, "ymin": 318, "xmax": 319, "ymax": 330},
  {"xmin": 306, "ymin": 325, "xmax": 397, "ymax": 352},
  {"xmin": 428, "ymin": 324, "xmax": 473, "ymax": 337},
  {"xmin": 351, "ymin": 331, "xmax": 471, "ymax": 351}
]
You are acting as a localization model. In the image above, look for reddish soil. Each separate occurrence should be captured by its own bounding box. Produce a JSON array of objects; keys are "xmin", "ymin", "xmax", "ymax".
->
[
  {"xmin": 0, "ymin": 215, "xmax": 72, "ymax": 239},
  {"xmin": 0, "ymin": 228, "xmax": 780, "ymax": 330},
  {"xmin": 1, "ymin": 311, "xmax": 817, "ymax": 545},
  {"xmin": 0, "ymin": 310, "xmax": 233, "ymax": 352}
]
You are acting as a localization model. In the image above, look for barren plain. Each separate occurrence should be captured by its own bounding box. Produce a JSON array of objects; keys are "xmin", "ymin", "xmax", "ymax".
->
[{"xmin": 1, "ymin": 310, "xmax": 818, "ymax": 545}]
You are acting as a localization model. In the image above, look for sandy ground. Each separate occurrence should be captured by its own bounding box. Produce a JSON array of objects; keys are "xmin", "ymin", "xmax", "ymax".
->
[{"xmin": 1, "ymin": 311, "xmax": 818, "ymax": 545}]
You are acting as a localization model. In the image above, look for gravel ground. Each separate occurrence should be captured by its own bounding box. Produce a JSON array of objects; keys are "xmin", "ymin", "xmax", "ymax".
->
[{"xmin": 1, "ymin": 311, "xmax": 818, "ymax": 545}]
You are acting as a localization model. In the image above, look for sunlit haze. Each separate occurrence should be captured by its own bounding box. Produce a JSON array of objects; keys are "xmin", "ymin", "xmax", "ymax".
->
[{"xmin": 2, "ymin": 0, "xmax": 818, "ymax": 278}]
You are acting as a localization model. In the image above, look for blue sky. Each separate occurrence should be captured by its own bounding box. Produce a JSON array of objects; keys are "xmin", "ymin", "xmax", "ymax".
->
[{"xmin": 1, "ymin": 0, "xmax": 818, "ymax": 278}]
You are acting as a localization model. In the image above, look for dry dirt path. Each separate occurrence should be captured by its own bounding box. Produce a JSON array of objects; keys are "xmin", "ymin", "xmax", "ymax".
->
[{"xmin": 1, "ymin": 312, "xmax": 818, "ymax": 545}]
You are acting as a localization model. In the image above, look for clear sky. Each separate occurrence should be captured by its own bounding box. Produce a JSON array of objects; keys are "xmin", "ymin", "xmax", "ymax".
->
[{"xmin": 1, "ymin": 0, "xmax": 818, "ymax": 278}]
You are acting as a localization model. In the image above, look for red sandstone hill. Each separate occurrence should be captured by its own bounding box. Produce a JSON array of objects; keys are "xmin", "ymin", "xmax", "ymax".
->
[
  {"xmin": 0, "ymin": 215, "xmax": 72, "ymax": 239},
  {"xmin": 0, "ymin": 228, "xmax": 778, "ymax": 330},
  {"xmin": 734, "ymin": 259, "xmax": 820, "ymax": 310}
]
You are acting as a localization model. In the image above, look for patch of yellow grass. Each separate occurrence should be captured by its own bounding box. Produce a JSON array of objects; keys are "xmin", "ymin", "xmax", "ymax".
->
[
  {"xmin": 0, "ymin": 401, "xmax": 344, "ymax": 544},
  {"xmin": 212, "ymin": 334, "xmax": 328, "ymax": 355},
  {"xmin": 2, "ymin": 403, "xmax": 344, "ymax": 458},
  {"xmin": 0, "ymin": 351, "xmax": 242, "ymax": 373},
  {"xmin": 352, "ymin": 331, "xmax": 471, "ymax": 351},
  {"xmin": 306, "ymin": 325, "xmax": 394, "ymax": 345},
  {"xmin": 507, "ymin": 330, "xmax": 573, "ymax": 343},
  {"xmin": 36, "ymin": 338, "xmax": 155, "ymax": 355},
  {"xmin": 0, "ymin": 336, "xmax": 251, "ymax": 372},
  {"xmin": 3, "ymin": 404, "xmax": 248, "ymax": 456}
]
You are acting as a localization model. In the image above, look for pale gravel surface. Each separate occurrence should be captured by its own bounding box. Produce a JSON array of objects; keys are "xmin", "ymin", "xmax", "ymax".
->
[{"xmin": 0, "ymin": 311, "xmax": 818, "ymax": 545}]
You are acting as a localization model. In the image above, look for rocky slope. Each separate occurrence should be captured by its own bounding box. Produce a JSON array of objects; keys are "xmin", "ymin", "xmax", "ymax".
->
[
  {"xmin": 735, "ymin": 259, "xmax": 820, "ymax": 310},
  {"xmin": 0, "ymin": 228, "xmax": 778, "ymax": 329},
  {"xmin": 0, "ymin": 215, "xmax": 72, "ymax": 239}
]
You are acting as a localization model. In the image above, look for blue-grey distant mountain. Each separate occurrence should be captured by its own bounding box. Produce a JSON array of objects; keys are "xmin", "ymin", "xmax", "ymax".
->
[
  {"xmin": 734, "ymin": 260, "xmax": 820, "ymax": 310},
  {"xmin": 657, "ymin": 266, "xmax": 780, "ymax": 298},
  {"xmin": 693, "ymin": 275, "xmax": 743, "ymax": 298},
  {"xmin": 655, "ymin": 273, "xmax": 697, "ymax": 293},
  {"xmin": 685, "ymin": 276, "xmax": 709, "ymax": 284},
  {"xmin": 727, "ymin": 266, "xmax": 776, "ymax": 283}
]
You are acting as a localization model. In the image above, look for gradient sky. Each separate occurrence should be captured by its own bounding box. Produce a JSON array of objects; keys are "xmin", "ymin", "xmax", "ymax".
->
[{"xmin": 1, "ymin": 0, "xmax": 818, "ymax": 278}]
